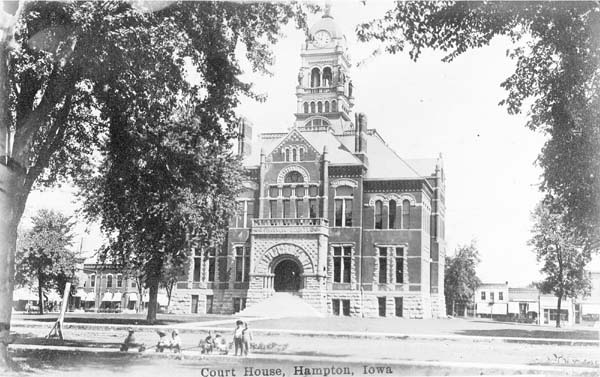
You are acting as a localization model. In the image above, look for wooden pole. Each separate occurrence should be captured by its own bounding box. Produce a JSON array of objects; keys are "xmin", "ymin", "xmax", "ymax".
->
[{"xmin": 47, "ymin": 282, "xmax": 71, "ymax": 340}]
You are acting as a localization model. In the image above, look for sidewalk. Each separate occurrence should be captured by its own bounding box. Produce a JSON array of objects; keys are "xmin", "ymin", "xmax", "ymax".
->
[{"xmin": 11, "ymin": 318, "xmax": 600, "ymax": 345}]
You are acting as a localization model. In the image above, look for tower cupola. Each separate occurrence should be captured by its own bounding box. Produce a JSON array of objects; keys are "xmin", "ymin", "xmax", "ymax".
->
[{"xmin": 294, "ymin": 6, "xmax": 354, "ymax": 134}]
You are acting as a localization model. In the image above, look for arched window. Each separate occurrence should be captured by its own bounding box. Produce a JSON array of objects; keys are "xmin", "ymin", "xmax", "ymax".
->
[
  {"xmin": 310, "ymin": 102, "xmax": 316, "ymax": 113},
  {"xmin": 285, "ymin": 148, "xmax": 290, "ymax": 162},
  {"xmin": 317, "ymin": 102, "xmax": 323, "ymax": 113},
  {"xmin": 292, "ymin": 148, "xmax": 297, "ymax": 162},
  {"xmin": 331, "ymin": 100, "xmax": 337, "ymax": 112},
  {"xmin": 299, "ymin": 148, "xmax": 304, "ymax": 161},
  {"xmin": 311, "ymin": 67, "xmax": 321, "ymax": 87},
  {"xmin": 117, "ymin": 274, "xmax": 123, "ymax": 288},
  {"xmin": 303, "ymin": 102, "xmax": 309, "ymax": 113},
  {"xmin": 324, "ymin": 101, "xmax": 330, "ymax": 113},
  {"xmin": 388, "ymin": 200, "xmax": 396, "ymax": 229},
  {"xmin": 284, "ymin": 171, "xmax": 304, "ymax": 183},
  {"xmin": 107, "ymin": 274, "xmax": 113, "ymax": 288},
  {"xmin": 375, "ymin": 200, "xmax": 383, "ymax": 229},
  {"xmin": 323, "ymin": 67, "xmax": 332, "ymax": 87},
  {"xmin": 402, "ymin": 199, "xmax": 411, "ymax": 229}
]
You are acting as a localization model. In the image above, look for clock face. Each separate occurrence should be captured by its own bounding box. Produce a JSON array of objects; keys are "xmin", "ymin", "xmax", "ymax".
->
[{"xmin": 314, "ymin": 30, "xmax": 331, "ymax": 47}]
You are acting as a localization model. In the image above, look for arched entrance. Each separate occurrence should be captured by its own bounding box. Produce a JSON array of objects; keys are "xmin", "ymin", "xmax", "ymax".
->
[{"xmin": 273, "ymin": 259, "xmax": 302, "ymax": 292}]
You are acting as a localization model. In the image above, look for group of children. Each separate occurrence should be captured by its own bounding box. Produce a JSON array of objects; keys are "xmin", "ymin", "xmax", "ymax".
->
[{"xmin": 120, "ymin": 320, "xmax": 253, "ymax": 357}]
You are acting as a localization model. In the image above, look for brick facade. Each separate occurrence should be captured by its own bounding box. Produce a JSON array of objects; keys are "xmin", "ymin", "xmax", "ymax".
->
[{"xmin": 171, "ymin": 11, "xmax": 446, "ymax": 319}]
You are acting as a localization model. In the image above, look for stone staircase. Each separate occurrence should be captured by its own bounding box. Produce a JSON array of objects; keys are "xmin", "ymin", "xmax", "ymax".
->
[{"xmin": 237, "ymin": 292, "xmax": 324, "ymax": 318}]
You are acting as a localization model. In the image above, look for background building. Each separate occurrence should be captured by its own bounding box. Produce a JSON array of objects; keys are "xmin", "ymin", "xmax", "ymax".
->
[
  {"xmin": 475, "ymin": 282, "xmax": 509, "ymax": 317},
  {"xmin": 170, "ymin": 10, "xmax": 446, "ymax": 318}
]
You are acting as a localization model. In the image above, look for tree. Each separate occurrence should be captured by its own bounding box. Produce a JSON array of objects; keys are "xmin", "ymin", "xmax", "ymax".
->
[
  {"xmin": 529, "ymin": 199, "xmax": 591, "ymax": 327},
  {"xmin": 0, "ymin": 1, "xmax": 310, "ymax": 366},
  {"xmin": 15, "ymin": 209, "xmax": 77, "ymax": 314},
  {"xmin": 357, "ymin": 1, "xmax": 600, "ymax": 250},
  {"xmin": 80, "ymin": 100, "xmax": 243, "ymax": 322},
  {"xmin": 445, "ymin": 242, "xmax": 481, "ymax": 316}
]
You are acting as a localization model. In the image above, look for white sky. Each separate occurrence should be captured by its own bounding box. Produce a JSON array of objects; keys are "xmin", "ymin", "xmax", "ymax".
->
[{"xmin": 23, "ymin": 1, "xmax": 566, "ymax": 286}]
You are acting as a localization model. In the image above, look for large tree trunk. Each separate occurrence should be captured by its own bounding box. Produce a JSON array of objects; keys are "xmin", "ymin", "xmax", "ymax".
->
[
  {"xmin": 556, "ymin": 295, "xmax": 562, "ymax": 328},
  {"xmin": 0, "ymin": 164, "xmax": 28, "ymax": 369},
  {"xmin": 147, "ymin": 277, "xmax": 159, "ymax": 323},
  {"xmin": 37, "ymin": 275, "xmax": 44, "ymax": 315}
]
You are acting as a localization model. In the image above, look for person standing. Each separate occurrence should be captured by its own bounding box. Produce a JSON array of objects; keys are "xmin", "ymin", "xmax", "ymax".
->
[
  {"xmin": 233, "ymin": 320, "xmax": 244, "ymax": 356},
  {"xmin": 242, "ymin": 322, "xmax": 252, "ymax": 356}
]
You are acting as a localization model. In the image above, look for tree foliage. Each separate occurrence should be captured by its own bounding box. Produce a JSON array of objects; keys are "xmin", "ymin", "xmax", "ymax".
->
[
  {"xmin": 15, "ymin": 209, "xmax": 77, "ymax": 314},
  {"xmin": 0, "ymin": 0, "xmax": 311, "ymax": 359},
  {"xmin": 358, "ymin": 1, "xmax": 600, "ymax": 248},
  {"xmin": 444, "ymin": 242, "xmax": 481, "ymax": 314},
  {"xmin": 529, "ymin": 199, "xmax": 591, "ymax": 327}
]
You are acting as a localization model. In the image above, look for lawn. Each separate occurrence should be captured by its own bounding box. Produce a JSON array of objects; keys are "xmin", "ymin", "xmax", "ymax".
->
[
  {"xmin": 12, "ymin": 312, "xmax": 230, "ymax": 326},
  {"xmin": 228, "ymin": 317, "xmax": 600, "ymax": 340}
]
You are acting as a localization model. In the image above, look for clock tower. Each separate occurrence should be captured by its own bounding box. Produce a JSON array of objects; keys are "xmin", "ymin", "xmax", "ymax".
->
[{"xmin": 294, "ymin": 6, "xmax": 354, "ymax": 133}]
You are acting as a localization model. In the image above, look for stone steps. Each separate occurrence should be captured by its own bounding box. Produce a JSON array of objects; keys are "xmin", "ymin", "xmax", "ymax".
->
[{"xmin": 238, "ymin": 292, "xmax": 324, "ymax": 318}]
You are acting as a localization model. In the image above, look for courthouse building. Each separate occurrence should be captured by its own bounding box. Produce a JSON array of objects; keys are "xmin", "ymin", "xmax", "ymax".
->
[{"xmin": 170, "ymin": 10, "xmax": 447, "ymax": 318}]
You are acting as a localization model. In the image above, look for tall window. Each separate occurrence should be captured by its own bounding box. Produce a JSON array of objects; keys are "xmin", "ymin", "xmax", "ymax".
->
[
  {"xmin": 490, "ymin": 292, "xmax": 495, "ymax": 301},
  {"xmin": 206, "ymin": 248, "xmax": 216, "ymax": 282},
  {"xmin": 395, "ymin": 247, "xmax": 404, "ymax": 283},
  {"xmin": 235, "ymin": 246, "xmax": 250, "ymax": 282},
  {"xmin": 283, "ymin": 199, "xmax": 291, "ymax": 218},
  {"xmin": 303, "ymin": 102, "xmax": 309, "ymax": 113},
  {"xmin": 333, "ymin": 246, "xmax": 352, "ymax": 283},
  {"xmin": 324, "ymin": 101, "xmax": 330, "ymax": 112},
  {"xmin": 193, "ymin": 249, "xmax": 202, "ymax": 282},
  {"xmin": 378, "ymin": 248, "xmax": 388, "ymax": 284},
  {"xmin": 292, "ymin": 148, "xmax": 297, "ymax": 161},
  {"xmin": 90, "ymin": 274, "xmax": 95, "ymax": 288},
  {"xmin": 323, "ymin": 67, "xmax": 332, "ymax": 86},
  {"xmin": 388, "ymin": 200, "xmax": 396, "ymax": 229},
  {"xmin": 334, "ymin": 186, "xmax": 353, "ymax": 227},
  {"xmin": 402, "ymin": 200, "xmax": 411, "ymax": 229},
  {"xmin": 117, "ymin": 274, "xmax": 123, "ymax": 288},
  {"xmin": 309, "ymin": 199, "xmax": 318, "ymax": 218},
  {"xmin": 245, "ymin": 201, "xmax": 254, "ymax": 227},
  {"xmin": 374, "ymin": 200, "xmax": 383, "ymax": 229},
  {"xmin": 295, "ymin": 199, "xmax": 303, "ymax": 218},
  {"xmin": 310, "ymin": 102, "xmax": 316, "ymax": 113},
  {"xmin": 499, "ymin": 292, "xmax": 504, "ymax": 301},
  {"xmin": 331, "ymin": 100, "xmax": 337, "ymax": 112},
  {"xmin": 310, "ymin": 67, "xmax": 320, "ymax": 87},
  {"xmin": 106, "ymin": 274, "xmax": 113, "ymax": 288},
  {"xmin": 285, "ymin": 149, "xmax": 290, "ymax": 161},
  {"xmin": 270, "ymin": 200, "xmax": 277, "ymax": 218},
  {"xmin": 317, "ymin": 101, "xmax": 323, "ymax": 113},
  {"xmin": 299, "ymin": 148, "xmax": 304, "ymax": 161},
  {"xmin": 481, "ymin": 291, "xmax": 486, "ymax": 300},
  {"xmin": 234, "ymin": 200, "xmax": 254, "ymax": 228}
]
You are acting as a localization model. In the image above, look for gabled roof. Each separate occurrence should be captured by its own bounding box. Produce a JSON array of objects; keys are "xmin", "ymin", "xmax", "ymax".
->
[
  {"xmin": 302, "ymin": 131, "xmax": 362, "ymax": 165},
  {"xmin": 243, "ymin": 128, "xmax": 362, "ymax": 167},
  {"xmin": 363, "ymin": 131, "xmax": 422, "ymax": 179}
]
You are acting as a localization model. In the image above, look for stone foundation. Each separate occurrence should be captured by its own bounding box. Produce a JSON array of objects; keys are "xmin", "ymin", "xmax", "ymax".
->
[{"xmin": 172, "ymin": 285, "xmax": 440, "ymax": 318}]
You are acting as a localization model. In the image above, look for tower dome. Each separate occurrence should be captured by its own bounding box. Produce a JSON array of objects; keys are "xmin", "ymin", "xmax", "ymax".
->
[{"xmin": 308, "ymin": 7, "xmax": 344, "ymax": 39}]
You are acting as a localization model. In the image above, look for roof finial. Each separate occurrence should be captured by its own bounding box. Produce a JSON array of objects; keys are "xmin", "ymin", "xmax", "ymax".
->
[{"xmin": 323, "ymin": 1, "xmax": 332, "ymax": 18}]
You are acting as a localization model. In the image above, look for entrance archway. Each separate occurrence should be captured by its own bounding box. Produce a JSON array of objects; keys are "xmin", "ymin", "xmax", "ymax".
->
[{"xmin": 273, "ymin": 259, "xmax": 302, "ymax": 292}]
